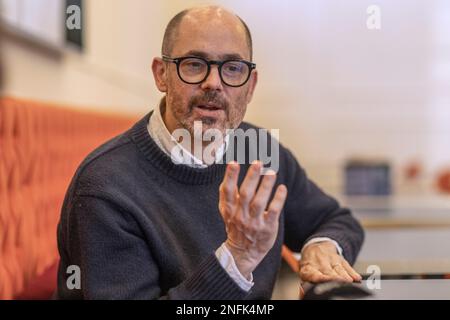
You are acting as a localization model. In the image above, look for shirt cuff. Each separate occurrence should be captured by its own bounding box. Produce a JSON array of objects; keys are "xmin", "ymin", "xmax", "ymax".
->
[
  {"xmin": 302, "ymin": 237, "xmax": 344, "ymax": 256},
  {"xmin": 215, "ymin": 243, "xmax": 254, "ymax": 292}
]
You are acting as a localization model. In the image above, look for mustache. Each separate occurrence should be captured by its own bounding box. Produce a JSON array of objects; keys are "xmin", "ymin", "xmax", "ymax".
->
[{"xmin": 188, "ymin": 91, "xmax": 229, "ymax": 112}]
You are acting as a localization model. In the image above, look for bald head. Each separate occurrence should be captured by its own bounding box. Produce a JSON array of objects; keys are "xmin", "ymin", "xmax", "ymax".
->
[{"xmin": 162, "ymin": 6, "xmax": 253, "ymax": 61}]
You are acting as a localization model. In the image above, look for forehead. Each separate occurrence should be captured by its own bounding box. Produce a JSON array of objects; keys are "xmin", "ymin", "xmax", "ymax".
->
[{"xmin": 171, "ymin": 11, "xmax": 250, "ymax": 60}]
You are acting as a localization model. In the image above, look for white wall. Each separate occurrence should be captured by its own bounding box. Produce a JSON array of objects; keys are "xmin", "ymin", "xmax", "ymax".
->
[
  {"xmin": 1, "ymin": 0, "xmax": 165, "ymax": 113},
  {"xmin": 2, "ymin": 0, "xmax": 449, "ymax": 194}
]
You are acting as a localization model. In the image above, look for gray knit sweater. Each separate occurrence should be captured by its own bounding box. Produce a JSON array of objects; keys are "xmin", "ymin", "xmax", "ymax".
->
[{"xmin": 56, "ymin": 111, "xmax": 364, "ymax": 300}]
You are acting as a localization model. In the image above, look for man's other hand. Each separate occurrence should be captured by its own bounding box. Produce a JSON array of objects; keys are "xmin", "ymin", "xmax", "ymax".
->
[{"xmin": 298, "ymin": 241, "xmax": 362, "ymax": 297}]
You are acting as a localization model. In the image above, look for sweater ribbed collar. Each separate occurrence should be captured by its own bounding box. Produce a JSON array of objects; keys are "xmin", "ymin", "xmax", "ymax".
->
[{"xmin": 131, "ymin": 111, "xmax": 228, "ymax": 185}]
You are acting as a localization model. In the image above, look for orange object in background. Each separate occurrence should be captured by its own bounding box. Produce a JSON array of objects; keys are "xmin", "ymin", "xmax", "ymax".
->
[
  {"xmin": 0, "ymin": 97, "xmax": 137, "ymax": 299},
  {"xmin": 281, "ymin": 245, "xmax": 300, "ymax": 273},
  {"xmin": 437, "ymin": 170, "xmax": 450, "ymax": 194},
  {"xmin": 404, "ymin": 160, "xmax": 423, "ymax": 181}
]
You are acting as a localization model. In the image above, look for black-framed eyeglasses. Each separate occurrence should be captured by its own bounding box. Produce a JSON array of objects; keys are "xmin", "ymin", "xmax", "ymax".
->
[{"xmin": 162, "ymin": 55, "xmax": 256, "ymax": 87}]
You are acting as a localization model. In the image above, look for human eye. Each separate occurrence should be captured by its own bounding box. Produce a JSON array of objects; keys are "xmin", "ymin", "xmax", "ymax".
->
[
  {"xmin": 183, "ymin": 59, "xmax": 205, "ymax": 71},
  {"xmin": 223, "ymin": 62, "xmax": 244, "ymax": 74}
]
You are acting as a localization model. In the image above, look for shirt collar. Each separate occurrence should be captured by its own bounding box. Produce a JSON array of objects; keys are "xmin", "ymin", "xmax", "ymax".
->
[{"xmin": 147, "ymin": 98, "xmax": 230, "ymax": 168}]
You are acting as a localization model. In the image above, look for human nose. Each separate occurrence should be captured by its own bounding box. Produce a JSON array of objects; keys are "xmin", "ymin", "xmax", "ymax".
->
[{"xmin": 200, "ymin": 65, "xmax": 223, "ymax": 91}]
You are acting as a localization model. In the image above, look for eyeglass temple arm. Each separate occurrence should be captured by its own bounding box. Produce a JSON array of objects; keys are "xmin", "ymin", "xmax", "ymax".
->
[{"xmin": 162, "ymin": 55, "xmax": 176, "ymax": 62}]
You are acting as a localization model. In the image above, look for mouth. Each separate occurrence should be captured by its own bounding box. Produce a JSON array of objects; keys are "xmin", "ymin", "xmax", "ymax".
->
[
  {"xmin": 194, "ymin": 103, "xmax": 223, "ymax": 111},
  {"xmin": 193, "ymin": 103, "xmax": 225, "ymax": 117}
]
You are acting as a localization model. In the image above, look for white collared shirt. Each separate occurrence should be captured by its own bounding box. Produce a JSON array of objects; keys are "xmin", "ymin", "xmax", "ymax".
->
[{"xmin": 148, "ymin": 101, "xmax": 229, "ymax": 168}]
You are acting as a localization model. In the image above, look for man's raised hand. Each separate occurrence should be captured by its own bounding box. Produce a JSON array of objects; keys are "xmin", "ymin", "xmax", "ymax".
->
[{"xmin": 219, "ymin": 161, "xmax": 287, "ymax": 279}]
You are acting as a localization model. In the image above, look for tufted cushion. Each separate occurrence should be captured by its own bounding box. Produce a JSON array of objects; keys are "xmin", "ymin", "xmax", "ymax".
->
[{"xmin": 0, "ymin": 97, "xmax": 137, "ymax": 299}]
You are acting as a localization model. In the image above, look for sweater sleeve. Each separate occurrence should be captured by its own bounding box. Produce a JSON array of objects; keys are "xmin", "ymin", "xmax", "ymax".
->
[
  {"xmin": 281, "ymin": 148, "xmax": 365, "ymax": 265},
  {"xmin": 58, "ymin": 195, "xmax": 249, "ymax": 300}
]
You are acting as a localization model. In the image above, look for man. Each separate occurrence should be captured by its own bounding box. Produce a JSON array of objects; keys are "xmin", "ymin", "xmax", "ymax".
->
[{"xmin": 57, "ymin": 6, "xmax": 364, "ymax": 299}]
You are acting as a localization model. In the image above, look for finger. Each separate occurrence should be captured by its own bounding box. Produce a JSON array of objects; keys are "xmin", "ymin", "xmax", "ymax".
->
[
  {"xmin": 266, "ymin": 184, "xmax": 287, "ymax": 223},
  {"xmin": 219, "ymin": 162, "xmax": 240, "ymax": 218},
  {"xmin": 342, "ymin": 260, "xmax": 363, "ymax": 282},
  {"xmin": 220, "ymin": 162, "xmax": 240, "ymax": 203},
  {"xmin": 249, "ymin": 170, "xmax": 277, "ymax": 217},
  {"xmin": 299, "ymin": 265, "xmax": 332, "ymax": 283},
  {"xmin": 318, "ymin": 265, "xmax": 343, "ymax": 281},
  {"xmin": 238, "ymin": 161, "xmax": 263, "ymax": 208},
  {"xmin": 332, "ymin": 265, "xmax": 354, "ymax": 282}
]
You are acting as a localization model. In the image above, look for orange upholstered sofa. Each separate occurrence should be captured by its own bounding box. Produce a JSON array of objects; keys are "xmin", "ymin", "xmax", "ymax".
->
[{"xmin": 0, "ymin": 97, "xmax": 137, "ymax": 299}]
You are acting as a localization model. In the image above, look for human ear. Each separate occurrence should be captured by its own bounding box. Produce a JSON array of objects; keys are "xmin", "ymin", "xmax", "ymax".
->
[{"xmin": 151, "ymin": 57, "xmax": 168, "ymax": 93}]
